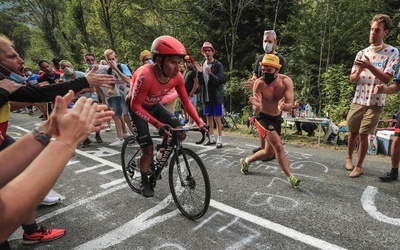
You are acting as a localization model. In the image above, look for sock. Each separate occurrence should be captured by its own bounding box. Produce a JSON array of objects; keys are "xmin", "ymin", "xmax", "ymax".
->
[
  {"xmin": 245, "ymin": 158, "xmax": 249, "ymax": 164},
  {"xmin": 22, "ymin": 221, "xmax": 39, "ymax": 235},
  {"xmin": 217, "ymin": 136, "xmax": 222, "ymax": 143},
  {"xmin": 210, "ymin": 134, "xmax": 215, "ymax": 142},
  {"xmin": 392, "ymin": 168, "xmax": 398, "ymax": 173}
]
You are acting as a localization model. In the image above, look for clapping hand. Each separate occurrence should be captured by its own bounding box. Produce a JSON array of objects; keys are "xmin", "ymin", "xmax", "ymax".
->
[
  {"xmin": 46, "ymin": 90, "xmax": 114, "ymax": 149},
  {"xmin": 374, "ymin": 84, "xmax": 385, "ymax": 94},
  {"xmin": 277, "ymin": 97, "xmax": 285, "ymax": 112},
  {"xmin": 193, "ymin": 61, "xmax": 203, "ymax": 72},
  {"xmin": 249, "ymin": 93, "xmax": 262, "ymax": 108}
]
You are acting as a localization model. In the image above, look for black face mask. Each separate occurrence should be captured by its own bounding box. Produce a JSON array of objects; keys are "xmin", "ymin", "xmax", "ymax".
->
[{"xmin": 263, "ymin": 72, "xmax": 276, "ymax": 84}]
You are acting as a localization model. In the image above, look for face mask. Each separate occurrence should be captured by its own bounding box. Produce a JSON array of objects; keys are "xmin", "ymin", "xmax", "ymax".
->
[
  {"xmin": 0, "ymin": 63, "xmax": 26, "ymax": 84},
  {"xmin": 25, "ymin": 71, "xmax": 33, "ymax": 76},
  {"xmin": 263, "ymin": 42, "xmax": 273, "ymax": 53},
  {"xmin": 263, "ymin": 72, "xmax": 276, "ymax": 84},
  {"xmin": 63, "ymin": 67, "xmax": 74, "ymax": 76},
  {"xmin": 370, "ymin": 44, "xmax": 383, "ymax": 52},
  {"xmin": 87, "ymin": 64, "xmax": 96, "ymax": 70},
  {"xmin": 145, "ymin": 59, "xmax": 154, "ymax": 64}
]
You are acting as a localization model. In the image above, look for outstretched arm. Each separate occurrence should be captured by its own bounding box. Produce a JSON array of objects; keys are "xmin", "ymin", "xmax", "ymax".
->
[{"xmin": 0, "ymin": 91, "xmax": 114, "ymax": 241}]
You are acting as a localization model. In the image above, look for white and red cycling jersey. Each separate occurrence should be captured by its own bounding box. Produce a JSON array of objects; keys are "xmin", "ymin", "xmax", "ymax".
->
[{"xmin": 130, "ymin": 64, "xmax": 203, "ymax": 129}]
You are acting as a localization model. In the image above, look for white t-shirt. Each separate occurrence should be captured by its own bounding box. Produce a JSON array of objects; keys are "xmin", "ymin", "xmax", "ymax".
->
[{"xmin": 351, "ymin": 45, "xmax": 398, "ymax": 106}]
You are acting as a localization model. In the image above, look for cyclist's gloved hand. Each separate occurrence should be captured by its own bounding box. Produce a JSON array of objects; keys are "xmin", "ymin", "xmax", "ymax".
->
[
  {"xmin": 158, "ymin": 124, "xmax": 171, "ymax": 137},
  {"xmin": 200, "ymin": 124, "xmax": 209, "ymax": 133}
]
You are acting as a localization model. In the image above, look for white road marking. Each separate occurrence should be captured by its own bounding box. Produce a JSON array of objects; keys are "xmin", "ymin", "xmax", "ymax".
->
[
  {"xmin": 74, "ymin": 195, "xmax": 179, "ymax": 250},
  {"xmin": 8, "ymin": 184, "xmax": 127, "ymax": 241},
  {"xmin": 75, "ymin": 163, "xmax": 107, "ymax": 173},
  {"xmin": 210, "ymin": 200, "xmax": 347, "ymax": 250},
  {"xmin": 361, "ymin": 186, "xmax": 400, "ymax": 226},
  {"xmin": 100, "ymin": 178, "xmax": 126, "ymax": 188}
]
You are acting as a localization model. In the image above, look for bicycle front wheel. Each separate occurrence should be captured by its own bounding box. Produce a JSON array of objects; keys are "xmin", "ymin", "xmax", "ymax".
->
[
  {"xmin": 169, "ymin": 148, "xmax": 211, "ymax": 220},
  {"xmin": 121, "ymin": 135, "xmax": 142, "ymax": 193}
]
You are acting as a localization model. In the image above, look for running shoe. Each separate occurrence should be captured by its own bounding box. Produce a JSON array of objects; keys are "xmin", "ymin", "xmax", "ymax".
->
[
  {"xmin": 182, "ymin": 123, "xmax": 193, "ymax": 129},
  {"xmin": 22, "ymin": 226, "xmax": 65, "ymax": 244},
  {"xmin": 104, "ymin": 126, "xmax": 111, "ymax": 132},
  {"xmin": 109, "ymin": 138, "xmax": 124, "ymax": 146},
  {"xmin": 95, "ymin": 134, "xmax": 103, "ymax": 143},
  {"xmin": 289, "ymin": 175, "xmax": 304, "ymax": 189},
  {"xmin": 41, "ymin": 196, "xmax": 60, "ymax": 206},
  {"xmin": 81, "ymin": 138, "xmax": 92, "ymax": 148},
  {"xmin": 240, "ymin": 158, "xmax": 249, "ymax": 175},
  {"xmin": 379, "ymin": 171, "xmax": 398, "ymax": 182}
]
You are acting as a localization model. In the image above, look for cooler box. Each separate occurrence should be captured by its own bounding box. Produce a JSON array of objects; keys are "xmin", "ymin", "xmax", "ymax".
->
[{"xmin": 376, "ymin": 130, "xmax": 395, "ymax": 155}]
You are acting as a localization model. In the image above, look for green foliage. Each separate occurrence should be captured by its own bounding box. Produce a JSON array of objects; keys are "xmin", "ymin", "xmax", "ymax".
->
[
  {"xmin": 2, "ymin": 0, "xmax": 400, "ymax": 122},
  {"xmin": 321, "ymin": 64, "xmax": 354, "ymax": 123}
]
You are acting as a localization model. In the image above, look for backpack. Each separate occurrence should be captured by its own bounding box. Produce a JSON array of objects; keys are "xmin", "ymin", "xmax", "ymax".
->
[{"xmin": 117, "ymin": 63, "xmax": 133, "ymax": 74}]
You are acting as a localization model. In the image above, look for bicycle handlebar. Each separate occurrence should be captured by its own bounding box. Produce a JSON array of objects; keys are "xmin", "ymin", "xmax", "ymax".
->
[{"xmin": 170, "ymin": 127, "xmax": 210, "ymax": 145}]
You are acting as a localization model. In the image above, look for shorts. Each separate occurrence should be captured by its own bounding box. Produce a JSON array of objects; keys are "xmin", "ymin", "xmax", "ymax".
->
[
  {"xmin": 203, "ymin": 103, "xmax": 223, "ymax": 117},
  {"xmin": 255, "ymin": 113, "xmax": 283, "ymax": 138},
  {"xmin": 107, "ymin": 96, "xmax": 123, "ymax": 116},
  {"xmin": 128, "ymin": 102, "xmax": 181, "ymax": 148},
  {"xmin": 394, "ymin": 119, "xmax": 400, "ymax": 136},
  {"xmin": 346, "ymin": 103, "xmax": 383, "ymax": 134},
  {"xmin": 121, "ymin": 97, "xmax": 129, "ymax": 116},
  {"xmin": 189, "ymin": 94, "xmax": 198, "ymax": 108}
]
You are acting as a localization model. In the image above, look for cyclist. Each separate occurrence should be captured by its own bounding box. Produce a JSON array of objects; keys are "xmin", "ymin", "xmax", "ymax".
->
[{"xmin": 129, "ymin": 35, "xmax": 206, "ymax": 197}]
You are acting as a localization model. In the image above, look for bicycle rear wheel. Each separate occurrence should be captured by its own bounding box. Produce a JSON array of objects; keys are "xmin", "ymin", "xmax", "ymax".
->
[
  {"xmin": 168, "ymin": 148, "xmax": 211, "ymax": 220},
  {"xmin": 121, "ymin": 135, "xmax": 142, "ymax": 193}
]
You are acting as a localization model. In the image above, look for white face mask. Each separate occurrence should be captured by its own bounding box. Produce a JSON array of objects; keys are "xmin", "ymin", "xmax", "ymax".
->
[
  {"xmin": 263, "ymin": 42, "xmax": 273, "ymax": 53},
  {"xmin": 63, "ymin": 67, "xmax": 74, "ymax": 76},
  {"xmin": 25, "ymin": 71, "xmax": 33, "ymax": 76},
  {"xmin": 0, "ymin": 63, "xmax": 26, "ymax": 84},
  {"xmin": 145, "ymin": 59, "xmax": 154, "ymax": 64}
]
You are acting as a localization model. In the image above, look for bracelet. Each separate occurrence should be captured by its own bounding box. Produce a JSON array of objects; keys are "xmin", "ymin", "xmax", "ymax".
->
[{"xmin": 50, "ymin": 138, "xmax": 76, "ymax": 154}]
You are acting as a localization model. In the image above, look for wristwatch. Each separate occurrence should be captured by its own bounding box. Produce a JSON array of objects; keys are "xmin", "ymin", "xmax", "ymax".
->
[{"xmin": 31, "ymin": 127, "xmax": 51, "ymax": 146}]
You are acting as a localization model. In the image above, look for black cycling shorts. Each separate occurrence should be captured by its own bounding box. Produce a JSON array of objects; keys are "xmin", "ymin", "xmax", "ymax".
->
[{"xmin": 127, "ymin": 100, "xmax": 180, "ymax": 148}]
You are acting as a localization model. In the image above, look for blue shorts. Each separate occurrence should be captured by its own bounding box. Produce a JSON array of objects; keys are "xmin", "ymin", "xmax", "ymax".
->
[
  {"xmin": 108, "ymin": 96, "xmax": 123, "ymax": 116},
  {"xmin": 203, "ymin": 103, "xmax": 223, "ymax": 117}
]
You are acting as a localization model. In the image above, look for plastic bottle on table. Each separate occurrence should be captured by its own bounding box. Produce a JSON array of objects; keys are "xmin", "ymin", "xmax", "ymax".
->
[{"xmin": 305, "ymin": 102, "xmax": 311, "ymax": 118}]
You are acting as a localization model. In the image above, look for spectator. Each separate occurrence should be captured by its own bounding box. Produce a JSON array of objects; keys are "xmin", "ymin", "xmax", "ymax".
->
[
  {"xmin": 59, "ymin": 59, "xmax": 103, "ymax": 144},
  {"xmin": 104, "ymin": 49, "xmax": 135, "ymax": 138},
  {"xmin": 139, "ymin": 50, "xmax": 153, "ymax": 65},
  {"xmin": 0, "ymin": 90, "xmax": 114, "ymax": 248},
  {"xmin": 345, "ymin": 14, "xmax": 398, "ymax": 178},
  {"xmin": 244, "ymin": 29, "xmax": 286, "ymax": 160},
  {"xmin": 84, "ymin": 53, "xmax": 125, "ymax": 146},
  {"xmin": 194, "ymin": 41, "xmax": 225, "ymax": 148},
  {"xmin": 0, "ymin": 34, "xmax": 115, "ymax": 246},
  {"xmin": 240, "ymin": 54, "xmax": 303, "ymax": 189},
  {"xmin": 182, "ymin": 55, "xmax": 199, "ymax": 129}
]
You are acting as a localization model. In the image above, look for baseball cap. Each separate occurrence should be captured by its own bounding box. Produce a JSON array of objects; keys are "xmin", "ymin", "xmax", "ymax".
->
[
  {"xmin": 184, "ymin": 55, "xmax": 194, "ymax": 64},
  {"xmin": 259, "ymin": 54, "xmax": 281, "ymax": 69}
]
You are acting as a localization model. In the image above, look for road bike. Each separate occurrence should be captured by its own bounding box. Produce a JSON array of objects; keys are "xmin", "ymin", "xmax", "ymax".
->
[{"xmin": 121, "ymin": 127, "xmax": 211, "ymax": 220}]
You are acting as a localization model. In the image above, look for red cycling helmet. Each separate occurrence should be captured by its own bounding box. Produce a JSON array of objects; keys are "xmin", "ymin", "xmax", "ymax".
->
[{"xmin": 151, "ymin": 35, "xmax": 187, "ymax": 57}]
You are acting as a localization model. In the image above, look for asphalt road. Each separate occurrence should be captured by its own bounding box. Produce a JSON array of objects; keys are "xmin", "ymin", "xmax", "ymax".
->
[{"xmin": 6, "ymin": 111, "xmax": 400, "ymax": 250}]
